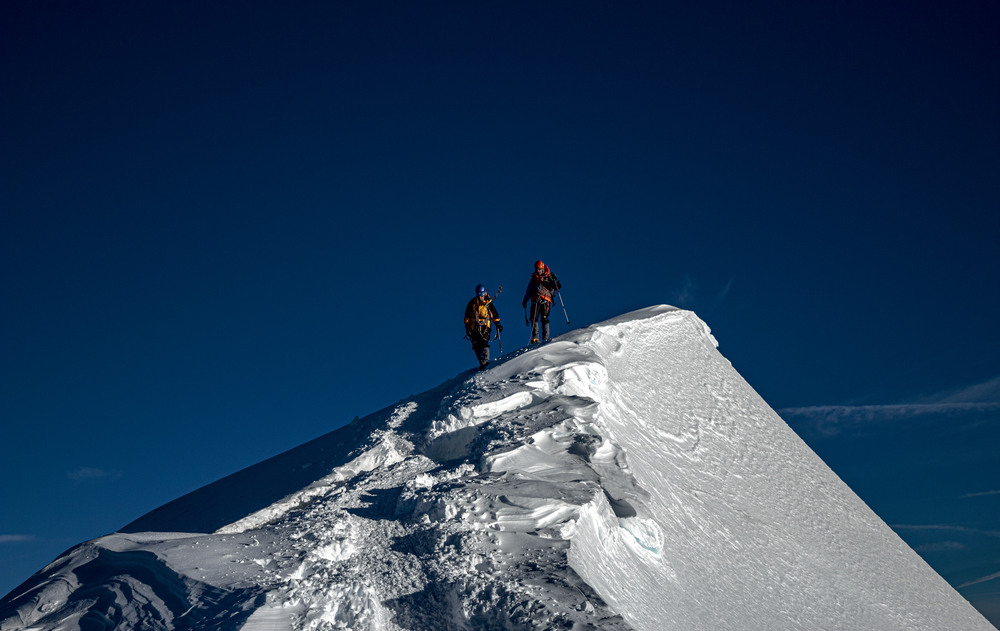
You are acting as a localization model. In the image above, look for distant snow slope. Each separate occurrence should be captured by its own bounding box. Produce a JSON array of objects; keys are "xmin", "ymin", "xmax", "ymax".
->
[{"xmin": 2, "ymin": 306, "xmax": 994, "ymax": 630}]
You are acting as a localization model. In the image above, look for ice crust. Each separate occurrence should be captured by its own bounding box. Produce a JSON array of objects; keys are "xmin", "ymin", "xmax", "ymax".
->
[{"xmin": 1, "ymin": 306, "xmax": 994, "ymax": 630}]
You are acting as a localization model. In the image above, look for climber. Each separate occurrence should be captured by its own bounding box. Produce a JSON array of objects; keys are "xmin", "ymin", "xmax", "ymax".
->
[
  {"xmin": 521, "ymin": 260, "xmax": 561, "ymax": 344},
  {"xmin": 465, "ymin": 284, "xmax": 502, "ymax": 369}
]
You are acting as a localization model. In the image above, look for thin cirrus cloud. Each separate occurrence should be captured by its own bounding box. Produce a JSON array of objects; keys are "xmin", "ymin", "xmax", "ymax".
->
[
  {"xmin": 962, "ymin": 490, "xmax": 1000, "ymax": 499},
  {"xmin": 671, "ymin": 276, "xmax": 734, "ymax": 314},
  {"xmin": 0, "ymin": 535, "xmax": 35, "ymax": 543},
  {"xmin": 671, "ymin": 275, "xmax": 698, "ymax": 308},
  {"xmin": 913, "ymin": 541, "xmax": 967, "ymax": 553},
  {"xmin": 933, "ymin": 375, "xmax": 1000, "ymax": 405},
  {"xmin": 891, "ymin": 524, "xmax": 1000, "ymax": 539},
  {"xmin": 67, "ymin": 467, "xmax": 120, "ymax": 482},
  {"xmin": 777, "ymin": 375, "xmax": 1000, "ymax": 437},
  {"xmin": 958, "ymin": 571, "xmax": 1000, "ymax": 590},
  {"xmin": 892, "ymin": 525, "xmax": 1000, "ymax": 584}
]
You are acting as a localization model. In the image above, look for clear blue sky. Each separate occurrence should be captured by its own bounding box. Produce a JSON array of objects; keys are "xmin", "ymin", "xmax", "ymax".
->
[{"xmin": 2, "ymin": 0, "xmax": 998, "ymax": 622}]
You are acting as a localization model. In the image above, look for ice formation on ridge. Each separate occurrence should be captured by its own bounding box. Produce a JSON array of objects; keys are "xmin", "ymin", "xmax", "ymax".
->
[{"xmin": 1, "ymin": 306, "xmax": 994, "ymax": 630}]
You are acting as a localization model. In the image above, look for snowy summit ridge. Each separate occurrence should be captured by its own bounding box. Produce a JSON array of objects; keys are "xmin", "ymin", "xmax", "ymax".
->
[{"xmin": 1, "ymin": 306, "xmax": 994, "ymax": 630}]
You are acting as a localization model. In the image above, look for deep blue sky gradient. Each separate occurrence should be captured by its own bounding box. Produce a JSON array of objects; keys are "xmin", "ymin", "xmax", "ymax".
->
[{"xmin": 2, "ymin": 0, "xmax": 998, "ymax": 622}]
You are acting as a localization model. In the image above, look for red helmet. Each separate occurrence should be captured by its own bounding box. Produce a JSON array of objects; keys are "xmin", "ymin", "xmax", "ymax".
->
[{"xmin": 534, "ymin": 260, "xmax": 546, "ymax": 273}]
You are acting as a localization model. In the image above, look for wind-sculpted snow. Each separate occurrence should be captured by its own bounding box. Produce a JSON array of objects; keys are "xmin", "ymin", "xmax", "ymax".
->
[{"xmin": 1, "ymin": 306, "xmax": 994, "ymax": 630}]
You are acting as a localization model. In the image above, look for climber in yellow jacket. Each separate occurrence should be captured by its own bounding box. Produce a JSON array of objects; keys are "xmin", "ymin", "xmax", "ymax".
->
[{"xmin": 464, "ymin": 284, "xmax": 502, "ymax": 370}]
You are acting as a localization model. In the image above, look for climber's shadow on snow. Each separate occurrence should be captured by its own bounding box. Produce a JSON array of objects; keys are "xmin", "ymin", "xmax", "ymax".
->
[{"xmin": 347, "ymin": 487, "xmax": 406, "ymax": 521}]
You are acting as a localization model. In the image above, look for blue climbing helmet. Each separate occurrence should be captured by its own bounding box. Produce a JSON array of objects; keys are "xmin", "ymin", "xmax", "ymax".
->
[{"xmin": 475, "ymin": 284, "xmax": 487, "ymax": 298}]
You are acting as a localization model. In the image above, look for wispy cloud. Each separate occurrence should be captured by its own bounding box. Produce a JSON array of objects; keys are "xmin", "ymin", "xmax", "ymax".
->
[
  {"xmin": 932, "ymin": 375, "xmax": 1000, "ymax": 405},
  {"xmin": 961, "ymin": 490, "xmax": 1000, "ymax": 499},
  {"xmin": 709, "ymin": 278, "xmax": 734, "ymax": 314},
  {"xmin": 0, "ymin": 534, "xmax": 35, "ymax": 543},
  {"xmin": 671, "ymin": 275, "xmax": 697, "ymax": 308},
  {"xmin": 891, "ymin": 524, "xmax": 1000, "ymax": 538},
  {"xmin": 777, "ymin": 375, "xmax": 1000, "ymax": 437},
  {"xmin": 957, "ymin": 571, "xmax": 1000, "ymax": 589},
  {"xmin": 913, "ymin": 541, "xmax": 966, "ymax": 553},
  {"xmin": 67, "ymin": 467, "xmax": 119, "ymax": 482},
  {"xmin": 778, "ymin": 402, "xmax": 1000, "ymax": 437},
  {"xmin": 671, "ymin": 276, "xmax": 734, "ymax": 314}
]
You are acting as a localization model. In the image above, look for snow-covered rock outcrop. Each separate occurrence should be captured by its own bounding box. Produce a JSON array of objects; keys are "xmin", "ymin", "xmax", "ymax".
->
[{"xmin": 1, "ymin": 306, "xmax": 993, "ymax": 630}]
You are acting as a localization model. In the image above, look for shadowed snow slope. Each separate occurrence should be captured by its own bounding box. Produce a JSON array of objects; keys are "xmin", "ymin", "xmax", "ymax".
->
[{"xmin": 1, "ymin": 306, "xmax": 994, "ymax": 631}]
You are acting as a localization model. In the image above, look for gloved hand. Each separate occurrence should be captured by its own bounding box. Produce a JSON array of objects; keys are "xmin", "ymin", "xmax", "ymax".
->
[
  {"xmin": 556, "ymin": 281, "xmax": 562, "ymax": 290},
  {"xmin": 496, "ymin": 323, "xmax": 503, "ymax": 333}
]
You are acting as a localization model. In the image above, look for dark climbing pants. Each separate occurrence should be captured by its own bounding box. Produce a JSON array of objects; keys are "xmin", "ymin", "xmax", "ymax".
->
[
  {"xmin": 470, "ymin": 326, "xmax": 492, "ymax": 368},
  {"xmin": 529, "ymin": 300, "xmax": 551, "ymax": 342}
]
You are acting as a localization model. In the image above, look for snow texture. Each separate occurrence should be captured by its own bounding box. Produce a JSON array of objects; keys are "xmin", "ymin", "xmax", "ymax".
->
[{"xmin": 1, "ymin": 306, "xmax": 994, "ymax": 630}]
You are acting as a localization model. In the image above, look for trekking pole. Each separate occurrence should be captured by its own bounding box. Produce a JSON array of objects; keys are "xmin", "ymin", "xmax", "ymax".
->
[
  {"xmin": 494, "ymin": 285, "xmax": 503, "ymax": 354},
  {"xmin": 556, "ymin": 289, "xmax": 570, "ymax": 324},
  {"xmin": 529, "ymin": 300, "xmax": 539, "ymax": 343}
]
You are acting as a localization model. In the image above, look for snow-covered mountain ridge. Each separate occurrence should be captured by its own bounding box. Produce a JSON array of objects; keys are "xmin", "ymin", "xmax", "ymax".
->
[{"xmin": 1, "ymin": 306, "xmax": 994, "ymax": 630}]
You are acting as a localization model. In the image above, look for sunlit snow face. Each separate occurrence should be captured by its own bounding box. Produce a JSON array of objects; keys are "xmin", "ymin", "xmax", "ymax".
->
[{"xmin": 3, "ymin": 307, "xmax": 993, "ymax": 631}]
